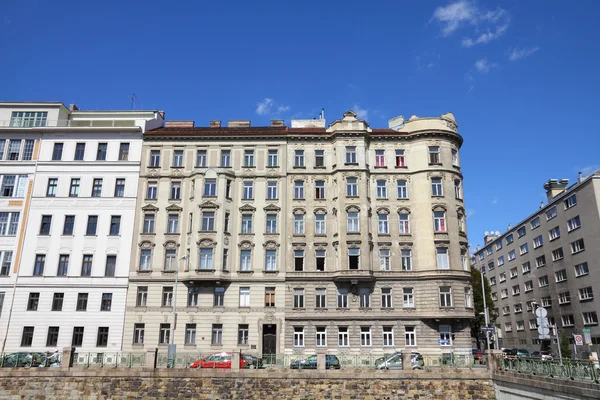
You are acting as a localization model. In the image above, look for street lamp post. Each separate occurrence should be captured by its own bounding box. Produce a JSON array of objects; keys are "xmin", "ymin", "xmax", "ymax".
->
[
  {"xmin": 168, "ymin": 255, "xmax": 188, "ymax": 367},
  {"xmin": 480, "ymin": 268, "xmax": 491, "ymax": 351}
]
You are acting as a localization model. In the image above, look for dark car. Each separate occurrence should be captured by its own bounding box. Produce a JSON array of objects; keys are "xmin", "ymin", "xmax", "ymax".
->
[
  {"xmin": 515, "ymin": 349, "xmax": 530, "ymax": 359},
  {"xmin": 242, "ymin": 354, "xmax": 264, "ymax": 369},
  {"xmin": 290, "ymin": 354, "xmax": 340, "ymax": 369}
]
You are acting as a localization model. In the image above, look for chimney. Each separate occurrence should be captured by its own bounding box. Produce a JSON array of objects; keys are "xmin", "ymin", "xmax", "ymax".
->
[
  {"xmin": 165, "ymin": 120, "xmax": 195, "ymax": 128},
  {"xmin": 484, "ymin": 234, "xmax": 498, "ymax": 244},
  {"xmin": 578, "ymin": 172, "xmax": 583, "ymax": 183},
  {"xmin": 228, "ymin": 120, "xmax": 250, "ymax": 128},
  {"xmin": 210, "ymin": 120, "xmax": 221, "ymax": 128},
  {"xmin": 270, "ymin": 120, "xmax": 284, "ymax": 127},
  {"xmin": 543, "ymin": 179, "xmax": 569, "ymax": 201},
  {"xmin": 69, "ymin": 104, "xmax": 79, "ymax": 111}
]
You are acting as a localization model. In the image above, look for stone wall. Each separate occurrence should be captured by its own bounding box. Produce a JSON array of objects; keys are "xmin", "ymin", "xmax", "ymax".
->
[{"xmin": 0, "ymin": 368, "xmax": 495, "ymax": 399}]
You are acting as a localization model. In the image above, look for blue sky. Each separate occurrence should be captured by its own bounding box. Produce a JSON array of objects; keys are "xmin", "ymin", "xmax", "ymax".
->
[{"xmin": 1, "ymin": 0, "xmax": 599, "ymax": 250}]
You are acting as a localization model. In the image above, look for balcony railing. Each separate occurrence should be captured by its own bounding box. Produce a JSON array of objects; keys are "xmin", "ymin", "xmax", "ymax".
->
[{"xmin": 0, "ymin": 120, "xmax": 137, "ymax": 128}]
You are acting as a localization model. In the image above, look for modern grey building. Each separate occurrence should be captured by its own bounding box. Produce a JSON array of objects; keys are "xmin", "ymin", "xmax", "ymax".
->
[{"xmin": 472, "ymin": 173, "xmax": 600, "ymax": 355}]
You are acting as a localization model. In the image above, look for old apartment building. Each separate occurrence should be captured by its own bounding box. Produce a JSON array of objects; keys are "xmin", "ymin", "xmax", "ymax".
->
[
  {"xmin": 0, "ymin": 102, "xmax": 164, "ymax": 353},
  {"xmin": 472, "ymin": 173, "xmax": 600, "ymax": 354},
  {"xmin": 123, "ymin": 111, "xmax": 473, "ymax": 356}
]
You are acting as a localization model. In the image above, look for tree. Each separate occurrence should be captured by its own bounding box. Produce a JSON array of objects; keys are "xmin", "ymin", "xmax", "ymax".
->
[
  {"xmin": 470, "ymin": 265, "xmax": 496, "ymax": 346},
  {"xmin": 560, "ymin": 332, "xmax": 572, "ymax": 359}
]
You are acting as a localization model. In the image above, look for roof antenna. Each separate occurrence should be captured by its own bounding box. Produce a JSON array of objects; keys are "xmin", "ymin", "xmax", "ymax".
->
[{"xmin": 130, "ymin": 92, "xmax": 136, "ymax": 110}]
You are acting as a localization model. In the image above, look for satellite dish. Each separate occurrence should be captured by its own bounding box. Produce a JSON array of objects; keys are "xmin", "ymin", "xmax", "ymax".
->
[
  {"xmin": 484, "ymin": 231, "xmax": 489, "ymax": 235},
  {"xmin": 495, "ymin": 231, "xmax": 500, "ymax": 236}
]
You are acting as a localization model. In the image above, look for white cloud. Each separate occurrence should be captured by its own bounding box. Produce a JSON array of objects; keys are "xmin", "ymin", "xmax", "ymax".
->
[
  {"xmin": 353, "ymin": 104, "xmax": 369, "ymax": 120},
  {"xmin": 508, "ymin": 46, "xmax": 540, "ymax": 61},
  {"xmin": 255, "ymin": 98, "xmax": 290, "ymax": 116},
  {"xmin": 474, "ymin": 58, "xmax": 496, "ymax": 73},
  {"xmin": 431, "ymin": 1, "xmax": 509, "ymax": 46},
  {"xmin": 491, "ymin": 197, "xmax": 498, "ymax": 205},
  {"xmin": 466, "ymin": 209, "xmax": 476, "ymax": 218}
]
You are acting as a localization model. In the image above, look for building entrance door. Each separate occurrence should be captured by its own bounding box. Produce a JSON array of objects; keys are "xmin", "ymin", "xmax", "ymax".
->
[{"xmin": 262, "ymin": 324, "xmax": 277, "ymax": 364}]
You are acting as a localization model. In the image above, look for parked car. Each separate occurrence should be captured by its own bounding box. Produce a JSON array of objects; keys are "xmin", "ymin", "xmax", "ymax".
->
[
  {"xmin": 190, "ymin": 352, "xmax": 246, "ymax": 369},
  {"xmin": 375, "ymin": 352, "xmax": 424, "ymax": 370},
  {"xmin": 290, "ymin": 354, "xmax": 340, "ymax": 369},
  {"xmin": 531, "ymin": 351, "xmax": 553, "ymax": 361},
  {"xmin": 472, "ymin": 349, "xmax": 485, "ymax": 363},
  {"xmin": 515, "ymin": 349, "xmax": 530, "ymax": 359},
  {"xmin": 241, "ymin": 353, "xmax": 263, "ymax": 369},
  {"xmin": 502, "ymin": 349, "xmax": 516, "ymax": 357}
]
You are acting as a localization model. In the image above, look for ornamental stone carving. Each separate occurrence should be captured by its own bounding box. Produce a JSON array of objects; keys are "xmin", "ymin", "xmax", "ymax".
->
[
  {"xmin": 164, "ymin": 240, "xmax": 180, "ymax": 249},
  {"xmin": 139, "ymin": 241, "xmax": 155, "ymax": 249},
  {"xmin": 198, "ymin": 200, "xmax": 219, "ymax": 209},
  {"xmin": 197, "ymin": 239, "xmax": 217, "ymax": 248},
  {"xmin": 263, "ymin": 241, "xmax": 280, "ymax": 249},
  {"xmin": 238, "ymin": 240, "xmax": 255, "ymax": 249}
]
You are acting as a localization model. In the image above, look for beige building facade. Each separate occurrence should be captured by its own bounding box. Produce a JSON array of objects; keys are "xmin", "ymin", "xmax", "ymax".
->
[{"xmin": 123, "ymin": 111, "xmax": 473, "ymax": 356}]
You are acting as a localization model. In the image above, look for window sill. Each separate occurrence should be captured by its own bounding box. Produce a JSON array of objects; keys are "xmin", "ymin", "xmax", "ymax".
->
[
  {"xmin": 162, "ymin": 270, "xmax": 176, "ymax": 274},
  {"xmin": 144, "ymin": 198, "xmax": 157, "ymax": 202},
  {"xmin": 314, "ymin": 166, "xmax": 326, "ymax": 169},
  {"xmin": 137, "ymin": 270, "xmax": 152, "ymax": 274},
  {"xmin": 108, "ymin": 235, "xmax": 121, "ymax": 237},
  {"xmin": 293, "ymin": 198, "xmax": 305, "ymax": 201},
  {"xmin": 195, "ymin": 269, "xmax": 215, "ymax": 273},
  {"xmin": 165, "ymin": 233, "xmax": 180, "ymax": 236},
  {"xmin": 263, "ymin": 270, "xmax": 279, "ymax": 274},
  {"xmin": 239, "ymin": 233, "xmax": 255, "ymax": 236},
  {"xmin": 199, "ymin": 230, "xmax": 217, "ymax": 234},
  {"xmin": 293, "ymin": 166, "xmax": 306, "ymax": 169},
  {"xmin": 241, "ymin": 198, "xmax": 254, "ymax": 201},
  {"xmin": 572, "ymin": 250, "xmax": 585, "ymax": 255},
  {"xmin": 293, "ymin": 234, "xmax": 305, "ymax": 237},
  {"xmin": 168, "ymin": 199, "xmax": 181, "ymax": 202},
  {"xmin": 141, "ymin": 232, "xmax": 156, "ymax": 236},
  {"xmin": 344, "ymin": 163, "xmax": 359, "ymax": 166},
  {"xmin": 394, "ymin": 165, "xmax": 408, "ymax": 169},
  {"xmin": 238, "ymin": 270, "xmax": 254, "ymax": 274},
  {"xmin": 429, "ymin": 162, "xmax": 442, "ymax": 166},
  {"xmin": 184, "ymin": 344, "xmax": 197, "ymax": 348},
  {"xmin": 377, "ymin": 233, "xmax": 391, "ymax": 237},
  {"xmin": 266, "ymin": 198, "xmax": 279, "ymax": 201},
  {"xmin": 374, "ymin": 166, "xmax": 387, "ymax": 169},
  {"xmin": 314, "ymin": 234, "xmax": 327, "ymax": 237},
  {"xmin": 264, "ymin": 232, "xmax": 279, "ymax": 235},
  {"xmin": 242, "ymin": 166, "xmax": 256, "ymax": 169},
  {"xmin": 346, "ymin": 196, "xmax": 359, "ymax": 199},
  {"xmin": 203, "ymin": 195, "xmax": 217, "ymax": 198}
]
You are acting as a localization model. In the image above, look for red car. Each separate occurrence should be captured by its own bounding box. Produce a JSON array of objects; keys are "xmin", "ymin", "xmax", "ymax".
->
[{"xmin": 190, "ymin": 352, "xmax": 247, "ymax": 369}]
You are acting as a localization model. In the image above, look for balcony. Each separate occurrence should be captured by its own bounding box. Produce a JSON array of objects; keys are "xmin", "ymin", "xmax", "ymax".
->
[{"xmin": 179, "ymin": 269, "xmax": 231, "ymax": 283}]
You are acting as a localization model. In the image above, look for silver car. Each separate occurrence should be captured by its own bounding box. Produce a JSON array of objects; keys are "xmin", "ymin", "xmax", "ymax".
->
[{"xmin": 375, "ymin": 352, "xmax": 424, "ymax": 370}]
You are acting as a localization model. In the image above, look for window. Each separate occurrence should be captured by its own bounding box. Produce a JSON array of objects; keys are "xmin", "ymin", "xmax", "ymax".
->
[
  {"xmin": 51, "ymin": 293, "xmax": 64, "ymax": 311},
  {"xmin": 198, "ymin": 248, "xmax": 213, "ymax": 270},
  {"xmin": 118, "ymin": 143, "xmax": 129, "ymax": 161},
  {"xmin": 536, "ymin": 255, "xmax": 546, "ymax": 268},
  {"xmin": 558, "ymin": 291, "xmax": 571, "ymax": 305},
  {"xmin": 464, "ymin": 287, "xmax": 472, "ymax": 308},
  {"xmin": 294, "ymin": 149, "xmax": 305, "ymax": 167},
  {"xmin": 490, "ymin": 277, "xmax": 496, "ymax": 286},
  {"xmin": 27, "ymin": 293, "xmax": 40, "ymax": 310},
  {"xmin": 555, "ymin": 269, "xmax": 567, "ymax": 283},
  {"xmin": 524, "ymin": 281, "xmax": 533, "ymax": 292},
  {"xmin": 347, "ymin": 211, "xmax": 359, "ymax": 232},
  {"xmin": 33, "ymin": 254, "xmax": 45, "ymax": 276},
  {"xmin": 497, "ymin": 256, "xmax": 505, "ymax": 267},
  {"xmin": 241, "ymin": 214, "xmax": 253, "ymax": 234},
  {"xmin": 345, "ymin": 146, "xmax": 357, "ymax": 164},
  {"xmin": 157, "ymin": 323, "xmax": 170, "ymax": 345},
  {"xmin": 46, "ymin": 178, "xmax": 58, "ymax": 197},
  {"xmin": 129, "ymin": 323, "xmax": 145, "ymax": 345},
  {"xmin": 376, "ymin": 180, "xmax": 387, "ymax": 198},
  {"xmin": 316, "ymin": 326, "xmax": 327, "ymax": 347},
  {"xmin": 564, "ymin": 194, "xmax": 577, "ymax": 209},
  {"xmin": 401, "ymin": 249, "xmax": 412, "ymax": 271},
  {"xmin": 244, "ymin": 149, "xmax": 255, "ymax": 167},
  {"xmin": 315, "ymin": 149, "xmax": 325, "ymax": 167},
  {"xmin": 0, "ymin": 175, "xmax": 15, "ymax": 197},
  {"xmin": 314, "ymin": 214, "xmax": 326, "ymax": 235},
  {"xmin": 583, "ymin": 312, "xmax": 598, "ymax": 325},
  {"xmin": 88, "ymin": 178, "xmax": 103, "ymax": 197},
  {"xmin": 142, "ymin": 214, "xmax": 155, "ymax": 234},
  {"xmin": 538, "ymin": 275, "xmax": 549, "ymax": 287},
  {"xmin": 395, "ymin": 214, "xmax": 409, "ymax": 235},
  {"xmin": 439, "ymin": 325, "xmax": 452, "ymax": 346},
  {"xmin": 382, "ymin": 288, "xmax": 393, "ymax": 308},
  {"xmin": 294, "ymin": 180, "xmax": 304, "ymax": 199},
  {"xmin": 72, "ymin": 327, "xmax": 84, "ymax": 347},
  {"xmin": 243, "ymin": 181, "xmax": 253, "ymax": 199},
  {"xmin": 513, "ymin": 303, "xmax": 522, "ymax": 313},
  {"xmin": 150, "ymin": 150, "xmax": 161, "ymax": 167},
  {"xmin": 519, "ymin": 243, "xmax": 529, "ymax": 255},
  {"xmin": 96, "ymin": 143, "xmax": 107, "ymax": 161},
  {"xmin": 52, "ymin": 143, "xmax": 63, "ymax": 160},
  {"xmin": 334, "ymin": 326, "xmax": 348, "ymax": 347},
  {"xmin": 105, "ymin": 255, "xmax": 116, "ymax": 277},
  {"xmin": 267, "ymin": 181, "xmax": 278, "ymax": 199},
  {"xmin": 6, "ymin": 140, "xmax": 21, "ymax": 160},
  {"xmin": 164, "ymin": 214, "xmax": 178, "ymax": 234},
  {"xmin": 136, "ymin": 287, "xmax": 147, "ymax": 307},
  {"xmin": 0, "ymin": 212, "xmax": 19, "ymax": 236},
  {"xmin": 552, "ymin": 248, "xmax": 564, "ymax": 261},
  {"xmin": 346, "ymin": 177, "xmax": 358, "ymax": 197},
  {"xmin": 533, "ymin": 235, "xmax": 543, "ymax": 248},
  {"xmin": 81, "ymin": 255, "xmax": 93, "ymax": 276},
  {"xmin": 21, "ymin": 327, "xmax": 34, "ymax": 347},
  {"xmin": 293, "ymin": 288, "xmax": 305, "ymax": 308},
  {"xmin": 571, "ymin": 238, "xmax": 585, "ymax": 254},
  {"xmin": 575, "ymin": 262, "xmax": 589, "ymax": 277},
  {"xmin": 84, "ymin": 215, "xmax": 98, "ymax": 236},
  {"xmin": 293, "ymin": 249, "xmax": 304, "ymax": 271},
  {"xmin": 69, "ymin": 178, "xmax": 80, "ymax": 197},
  {"xmin": 428, "ymin": 146, "xmax": 440, "ymax": 164},
  {"xmin": 225, "ymin": 180, "xmax": 232, "ymax": 199},
  {"xmin": 187, "ymin": 287, "xmax": 200, "ymax": 306},
  {"xmin": 196, "ymin": 150, "xmax": 207, "ymax": 167},
  {"xmin": 562, "ymin": 315, "xmax": 575, "ymax": 327},
  {"xmin": 360, "ymin": 326, "xmax": 371, "ymax": 346},
  {"xmin": 377, "ymin": 249, "xmax": 391, "ymax": 271},
  {"xmin": 579, "ymin": 287, "xmax": 593, "ymax": 301},
  {"xmin": 377, "ymin": 214, "xmax": 389, "ymax": 235},
  {"xmin": 197, "ymin": 211, "xmax": 215, "ymax": 232},
  {"xmin": 439, "ymin": 286, "xmax": 452, "ymax": 307},
  {"xmin": 57, "ymin": 255, "xmax": 69, "ymax": 276},
  {"xmin": 220, "ymin": 149, "xmax": 231, "ymax": 167},
  {"xmin": 508, "ymin": 250, "xmax": 516, "ymax": 261},
  {"xmin": 238, "ymin": 324, "xmax": 249, "ymax": 345},
  {"xmin": 146, "ymin": 181, "xmax": 157, "ymax": 199},
  {"xmin": 451, "ymin": 149, "xmax": 458, "ymax": 166},
  {"xmin": 433, "ymin": 211, "xmax": 446, "ymax": 232},
  {"xmin": 530, "ymin": 217, "xmax": 540, "ymax": 229},
  {"xmin": 395, "ymin": 149, "xmax": 406, "ymax": 167},
  {"xmin": 315, "ymin": 250, "xmax": 326, "ymax": 271},
  {"xmin": 61, "ymin": 215, "xmax": 75, "ymax": 236},
  {"xmin": 405, "ymin": 326, "xmax": 416, "ymax": 346},
  {"xmin": 214, "ymin": 287, "xmax": 225, "ymax": 306},
  {"xmin": 549, "ymin": 226, "xmax": 560, "ymax": 241},
  {"xmin": 505, "ymin": 234, "xmax": 513, "ymax": 245},
  {"xmin": 436, "ymin": 248, "xmax": 449, "ymax": 270},
  {"xmin": 239, "ymin": 287, "xmax": 250, "ymax": 307},
  {"xmin": 109, "ymin": 216, "xmax": 121, "ymax": 235},
  {"xmin": 265, "ymin": 287, "xmax": 275, "ymax": 307},
  {"xmin": 0, "ymin": 251, "xmax": 12, "ymax": 276},
  {"xmin": 172, "ymin": 150, "xmax": 183, "ymax": 167},
  {"xmin": 112, "ymin": 178, "xmax": 125, "ymax": 197},
  {"xmin": 265, "ymin": 249, "xmax": 277, "ymax": 271},
  {"xmin": 293, "ymin": 327, "xmax": 304, "ymax": 347},
  {"xmin": 512, "ymin": 285, "xmax": 520, "ymax": 295},
  {"xmin": 359, "ymin": 288, "xmax": 371, "ymax": 308},
  {"xmin": 454, "ymin": 180, "xmax": 462, "ymax": 199},
  {"xmin": 170, "ymin": 182, "xmax": 181, "ymax": 200},
  {"xmin": 266, "ymin": 214, "xmax": 277, "ymax": 234},
  {"xmin": 396, "ymin": 180, "xmax": 408, "ymax": 199},
  {"xmin": 431, "ymin": 178, "xmax": 443, "ymax": 196},
  {"xmin": 76, "ymin": 293, "xmax": 88, "ymax": 311},
  {"xmin": 542, "ymin": 297, "xmax": 552, "ymax": 307},
  {"xmin": 267, "ymin": 149, "xmax": 278, "ymax": 167},
  {"xmin": 10, "ymin": 111, "xmax": 47, "ymax": 127},
  {"xmin": 546, "ymin": 206, "xmax": 557, "ymax": 220},
  {"xmin": 567, "ymin": 216, "xmax": 581, "ymax": 232},
  {"xmin": 499, "ymin": 272, "xmax": 506, "ymax": 282},
  {"xmin": 401, "ymin": 287, "xmax": 416, "ymax": 308},
  {"xmin": 374, "ymin": 149, "xmax": 385, "ymax": 167},
  {"xmin": 348, "ymin": 248, "xmax": 360, "ymax": 269},
  {"xmin": 100, "ymin": 293, "xmax": 112, "ymax": 311},
  {"xmin": 337, "ymin": 288, "xmax": 348, "ymax": 308},
  {"xmin": 529, "ymin": 319, "xmax": 538, "ymax": 330}
]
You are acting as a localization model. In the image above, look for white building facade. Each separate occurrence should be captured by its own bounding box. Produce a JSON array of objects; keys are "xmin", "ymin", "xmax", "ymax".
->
[{"xmin": 1, "ymin": 103, "xmax": 163, "ymax": 355}]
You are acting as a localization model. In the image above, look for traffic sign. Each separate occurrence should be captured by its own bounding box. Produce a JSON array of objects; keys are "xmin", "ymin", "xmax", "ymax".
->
[
  {"xmin": 583, "ymin": 328, "xmax": 591, "ymax": 333},
  {"xmin": 538, "ymin": 326, "xmax": 550, "ymax": 336},
  {"xmin": 438, "ymin": 339, "xmax": 449, "ymax": 345},
  {"xmin": 535, "ymin": 307, "xmax": 547, "ymax": 318},
  {"xmin": 574, "ymin": 334, "xmax": 584, "ymax": 346},
  {"xmin": 481, "ymin": 327, "xmax": 495, "ymax": 331}
]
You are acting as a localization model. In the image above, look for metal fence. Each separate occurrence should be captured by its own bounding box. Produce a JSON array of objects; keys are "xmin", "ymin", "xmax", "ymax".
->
[
  {"xmin": 0, "ymin": 352, "xmax": 62, "ymax": 368},
  {"xmin": 501, "ymin": 356, "xmax": 600, "ymax": 384},
  {"xmin": 73, "ymin": 352, "xmax": 145, "ymax": 368}
]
